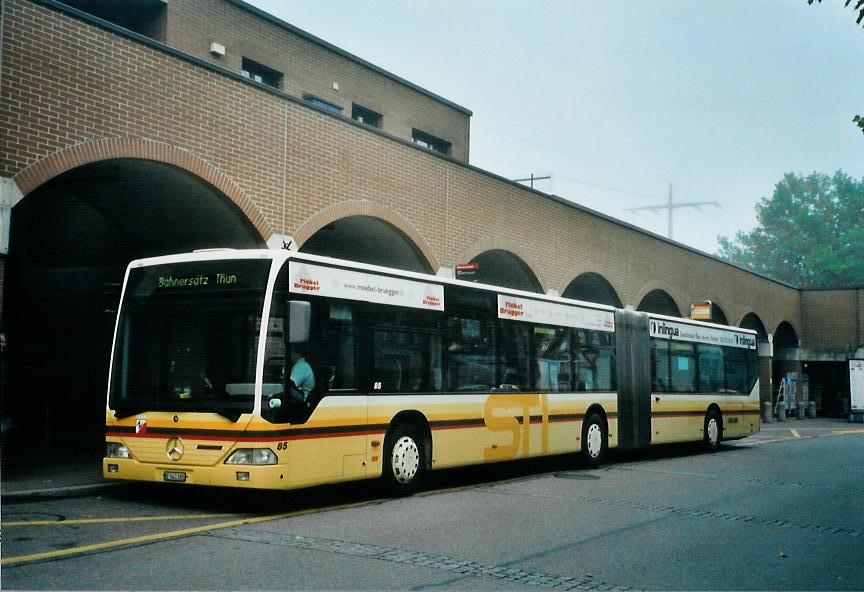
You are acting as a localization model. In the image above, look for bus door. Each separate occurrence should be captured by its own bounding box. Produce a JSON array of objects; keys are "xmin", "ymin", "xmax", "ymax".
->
[{"xmin": 614, "ymin": 309, "xmax": 651, "ymax": 449}]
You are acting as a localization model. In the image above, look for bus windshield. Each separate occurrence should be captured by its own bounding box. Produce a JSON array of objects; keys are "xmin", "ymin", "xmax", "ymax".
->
[{"xmin": 108, "ymin": 258, "xmax": 272, "ymax": 421}]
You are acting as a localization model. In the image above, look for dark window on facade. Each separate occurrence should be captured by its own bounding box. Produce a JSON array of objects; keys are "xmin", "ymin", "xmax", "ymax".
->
[
  {"xmin": 352, "ymin": 104, "xmax": 382, "ymax": 127},
  {"xmin": 303, "ymin": 95, "xmax": 343, "ymax": 114},
  {"xmin": 63, "ymin": 0, "xmax": 167, "ymax": 41},
  {"xmin": 412, "ymin": 129, "xmax": 451, "ymax": 155},
  {"xmin": 241, "ymin": 58, "xmax": 283, "ymax": 89}
]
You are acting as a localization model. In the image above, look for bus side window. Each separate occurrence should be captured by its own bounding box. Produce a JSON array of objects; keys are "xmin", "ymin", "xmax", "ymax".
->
[
  {"xmin": 371, "ymin": 308, "xmax": 442, "ymax": 393},
  {"xmin": 533, "ymin": 326, "xmax": 571, "ymax": 392},
  {"xmin": 499, "ymin": 322, "xmax": 530, "ymax": 391},
  {"xmin": 724, "ymin": 346, "xmax": 749, "ymax": 394},
  {"xmin": 670, "ymin": 342, "xmax": 696, "ymax": 392},
  {"xmin": 651, "ymin": 338, "xmax": 670, "ymax": 392},
  {"xmin": 697, "ymin": 344, "xmax": 724, "ymax": 392},
  {"xmin": 445, "ymin": 316, "xmax": 495, "ymax": 392}
]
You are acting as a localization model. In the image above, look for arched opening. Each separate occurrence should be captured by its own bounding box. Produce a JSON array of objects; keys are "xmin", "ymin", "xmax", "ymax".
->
[
  {"xmin": 637, "ymin": 289, "xmax": 680, "ymax": 317},
  {"xmin": 774, "ymin": 321, "xmax": 799, "ymax": 350},
  {"xmin": 467, "ymin": 250, "xmax": 542, "ymax": 293},
  {"xmin": 3, "ymin": 159, "xmax": 264, "ymax": 458},
  {"xmin": 772, "ymin": 321, "xmax": 801, "ymax": 412},
  {"xmin": 740, "ymin": 312, "xmax": 770, "ymax": 405},
  {"xmin": 562, "ymin": 272, "xmax": 622, "ymax": 308},
  {"xmin": 711, "ymin": 304, "xmax": 729, "ymax": 326},
  {"xmin": 740, "ymin": 313, "xmax": 769, "ymax": 343},
  {"xmin": 299, "ymin": 215, "xmax": 432, "ymax": 274}
]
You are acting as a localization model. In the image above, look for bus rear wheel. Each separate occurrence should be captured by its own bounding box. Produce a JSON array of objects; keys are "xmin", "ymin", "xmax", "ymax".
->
[
  {"xmin": 383, "ymin": 424, "xmax": 427, "ymax": 496},
  {"xmin": 704, "ymin": 409, "xmax": 722, "ymax": 453},
  {"xmin": 581, "ymin": 413, "xmax": 607, "ymax": 468}
]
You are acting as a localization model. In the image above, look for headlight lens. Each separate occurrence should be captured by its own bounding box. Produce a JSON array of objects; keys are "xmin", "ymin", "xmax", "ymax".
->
[
  {"xmin": 106, "ymin": 442, "xmax": 131, "ymax": 459},
  {"xmin": 225, "ymin": 448, "xmax": 278, "ymax": 465}
]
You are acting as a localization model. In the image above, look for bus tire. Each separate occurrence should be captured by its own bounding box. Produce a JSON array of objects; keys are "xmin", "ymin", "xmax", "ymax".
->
[
  {"xmin": 704, "ymin": 409, "xmax": 722, "ymax": 453},
  {"xmin": 383, "ymin": 424, "xmax": 426, "ymax": 496},
  {"xmin": 581, "ymin": 413, "xmax": 607, "ymax": 468}
]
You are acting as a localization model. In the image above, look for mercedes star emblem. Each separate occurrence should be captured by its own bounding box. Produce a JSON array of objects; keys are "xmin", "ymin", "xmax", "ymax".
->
[{"xmin": 166, "ymin": 437, "xmax": 185, "ymax": 461}]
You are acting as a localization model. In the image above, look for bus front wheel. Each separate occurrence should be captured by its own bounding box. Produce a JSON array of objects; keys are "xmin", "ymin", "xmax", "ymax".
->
[
  {"xmin": 383, "ymin": 424, "xmax": 426, "ymax": 496},
  {"xmin": 581, "ymin": 413, "xmax": 607, "ymax": 468}
]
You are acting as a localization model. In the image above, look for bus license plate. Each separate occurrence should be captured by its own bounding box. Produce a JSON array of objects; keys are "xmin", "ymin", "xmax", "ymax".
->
[{"xmin": 163, "ymin": 471, "xmax": 187, "ymax": 482}]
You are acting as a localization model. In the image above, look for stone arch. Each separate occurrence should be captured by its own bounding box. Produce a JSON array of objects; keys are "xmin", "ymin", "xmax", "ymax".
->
[
  {"xmin": 5, "ymin": 153, "xmax": 266, "ymax": 456},
  {"xmin": 633, "ymin": 282, "xmax": 684, "ymax": 317},
  {"xmin": 12, "ymin": 136, "xmax": 270, "ymax": 239},
  {"xmin": 739, "ymin": 312, "xmax": 769, "ymax": 343},
  {"xmin": 710, "ymin": 301, "xmax": 730, "ymax": 325},
  {"xmin": 456, "ymin": 237, "xmax": 544, "ymax": 293},
  {"xmin": 774, "ymin": 321, "xmax": 799, "ymax": 349},
  {"xmin": 561, "ymin": 274, "xmax": 623, "ymax": 308},
  {"xmin": 558, "ymin": 262, "xmax": 623, "ymax": 307},
  {"xmin": 294, "ymin": 200, "xmax": 439, "ymax": 272}
]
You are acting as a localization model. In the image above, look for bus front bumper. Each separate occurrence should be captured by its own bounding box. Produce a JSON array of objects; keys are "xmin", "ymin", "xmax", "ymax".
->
[{"xmin": 102, "ymin": 458, "xmax": 288, "ymax": 489}]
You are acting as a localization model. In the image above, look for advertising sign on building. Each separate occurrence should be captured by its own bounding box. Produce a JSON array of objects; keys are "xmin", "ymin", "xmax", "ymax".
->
[
  {"xmin": 455, "ymin": 262, "xmax": 479, "ymax": 280},
  {"xmin": 690, "ymin": 301, "xmax": 712, "ymax": 321}
]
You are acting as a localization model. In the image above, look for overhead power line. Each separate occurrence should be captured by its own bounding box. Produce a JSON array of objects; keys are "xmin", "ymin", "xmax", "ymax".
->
[
  {"xmin": 513, "ymin": 173, "xmax": 552, "ymax": 189},
  {"xmin": 625, "ymin": 183, "xmax": 720, "ymax": 240}
]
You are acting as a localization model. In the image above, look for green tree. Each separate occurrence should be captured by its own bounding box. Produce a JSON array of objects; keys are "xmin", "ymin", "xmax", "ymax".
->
[
  {"xmin": 718, "ymin": 171, "xmax": 864, "ymax": 288},
  {"xmin": 807, "ymin": 0, "xmax": 864, "ymax": 27},
  {"xmin": 808, "ymin": 0, "xmax": 864, "ymax": 133}
]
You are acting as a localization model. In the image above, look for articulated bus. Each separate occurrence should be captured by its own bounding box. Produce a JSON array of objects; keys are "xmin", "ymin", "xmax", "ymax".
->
[{"xmin": 104, "ymin": 249, "xmax": 760, "ymax": 493}]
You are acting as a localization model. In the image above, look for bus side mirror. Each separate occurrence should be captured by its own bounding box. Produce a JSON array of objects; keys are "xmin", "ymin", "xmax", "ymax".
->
[{"xmin": 287, "ymin": 301, "xmax": 311, "ymax": 344}]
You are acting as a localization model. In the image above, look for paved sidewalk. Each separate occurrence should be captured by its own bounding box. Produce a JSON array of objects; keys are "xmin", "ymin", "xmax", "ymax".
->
[
  {"xmin": 735, "ymin": 415, "xmax": 864, "ymax": 446},
  {"xmin": 1, "ymin": 447, "xmax": 115, "ymax": 499}
]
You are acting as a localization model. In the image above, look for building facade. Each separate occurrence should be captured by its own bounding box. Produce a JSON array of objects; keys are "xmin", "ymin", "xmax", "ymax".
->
[{"xmin": 1, "ymin": 0, "xmax": 861, "ymax": 453}]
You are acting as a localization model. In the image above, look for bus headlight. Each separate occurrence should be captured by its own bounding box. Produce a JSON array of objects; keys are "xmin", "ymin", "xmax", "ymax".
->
[
  {"xmin": 106, "ymin": 442, "xmax": 131, "ymax": 459},
  {"xmin": 225, "ymin": 448, "xmax": 278, "ymax": 465}
]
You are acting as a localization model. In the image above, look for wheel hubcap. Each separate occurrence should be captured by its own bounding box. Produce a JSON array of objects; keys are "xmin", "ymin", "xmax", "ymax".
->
[
  {"xmin": 391, "ymin": 436, "xmax": 420, "ymax": 483},
  {"xmin": 707, "ymin": 418, "xmax": 719, "ymax": 445},
  {"xmin": 586, "ymin": 423, "xmax": 602, "ymax": 459}
]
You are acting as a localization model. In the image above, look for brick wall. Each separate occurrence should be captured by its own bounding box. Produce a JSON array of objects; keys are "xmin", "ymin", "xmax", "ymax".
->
[
  {"xmin": 164, "ymin": 0, "xmax": 471, "ymax": 161},
  {"xmin": 801, "ymin": 289, "xmax": 863, "ymax": 350},
  {"xmin": 0, "ymin": 0, "xmax": 809, "ymax": 346}
]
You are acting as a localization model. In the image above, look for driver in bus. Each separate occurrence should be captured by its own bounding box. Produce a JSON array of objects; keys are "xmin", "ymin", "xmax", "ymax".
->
[{"xmin": 289, "ymin": 346, "xmax": 315, "ymax": 402}]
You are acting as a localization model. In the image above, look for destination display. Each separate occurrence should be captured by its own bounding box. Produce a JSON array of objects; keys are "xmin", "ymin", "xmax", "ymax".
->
[
  {"xmin": 127, "ymin": 259, "xmax": 272, "ymax": 299},
  {"xmin": 289, "ymin": 262, "xmax": 445, "ymax": 311},
  {"xmin": 650, "ymin": 318, "xmax": 756, "ymax": 349},
  {"xmin": 497, "ymin": 295, "xmax": 615, "ymax": 332}
]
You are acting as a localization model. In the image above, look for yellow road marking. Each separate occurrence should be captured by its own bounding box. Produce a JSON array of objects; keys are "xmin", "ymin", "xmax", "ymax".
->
[
  {"xmin": 1, "ymin": 500, "xmax": 366, "ymax": 566},
  {"xmin": 2, "ymin": 513, "xmax": 237, "ymax": 527}
]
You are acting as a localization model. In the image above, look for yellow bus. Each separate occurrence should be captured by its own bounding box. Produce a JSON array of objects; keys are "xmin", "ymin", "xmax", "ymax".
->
[{"xmin": 104, "ymin": 249, "xmax": 760, "ymax": 494}]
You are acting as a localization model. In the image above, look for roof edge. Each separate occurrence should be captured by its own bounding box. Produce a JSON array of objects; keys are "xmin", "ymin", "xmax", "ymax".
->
[{"xmin": 225, "ymin": 0, "xmax": 473, "ymax": 116}]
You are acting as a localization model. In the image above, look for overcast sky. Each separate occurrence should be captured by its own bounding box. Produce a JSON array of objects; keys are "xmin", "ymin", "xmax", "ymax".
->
[{"xmin": 249, "ymin": 0, "xmax": 864, "ymax": 255}]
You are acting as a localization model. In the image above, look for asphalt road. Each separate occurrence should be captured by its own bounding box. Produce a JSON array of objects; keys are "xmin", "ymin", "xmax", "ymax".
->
[{"xmin": 3, "ymin": 424, "xmax": 863, "ymax": 591}]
